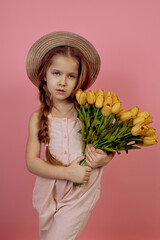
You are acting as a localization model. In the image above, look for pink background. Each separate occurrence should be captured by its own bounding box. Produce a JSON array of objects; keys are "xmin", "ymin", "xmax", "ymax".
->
[{"xmin": 1, "ymin": 0, "xmax": 160, "ymax": 239}]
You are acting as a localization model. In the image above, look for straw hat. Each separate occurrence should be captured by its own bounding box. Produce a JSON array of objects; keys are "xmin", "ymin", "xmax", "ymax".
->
[{"xmin": 26, "ymin": 31, "xmax": 101, "ymax": 88}]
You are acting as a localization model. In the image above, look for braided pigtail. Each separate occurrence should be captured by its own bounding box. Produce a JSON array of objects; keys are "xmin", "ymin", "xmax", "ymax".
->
[
  {"xmin": 38, "ymin": 80, "xmax": 67, "ymax": 166},
  {"xmin": 38, "ymin": 80, "xmax": 51, "ymax": 144}
]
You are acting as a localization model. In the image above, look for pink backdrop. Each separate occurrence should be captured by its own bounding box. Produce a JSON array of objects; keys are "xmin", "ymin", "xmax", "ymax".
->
[{"xmin": 1, "ymin": 0, "xmax": 160, "ymax": 239}]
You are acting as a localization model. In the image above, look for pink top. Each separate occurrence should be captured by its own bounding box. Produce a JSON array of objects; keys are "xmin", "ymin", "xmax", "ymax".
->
[{"xmin": 33, "ymin": 114, "xmax": 103, "ymax": 239}]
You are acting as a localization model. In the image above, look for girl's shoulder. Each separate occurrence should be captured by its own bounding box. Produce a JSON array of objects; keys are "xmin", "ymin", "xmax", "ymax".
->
[
  {"xmin": 29, "ymin": 110, "xmax": 40, "ymax": 122},
  {"xmin": 28, "ymin": 110, "xmax": 40, "ymax": 134}
]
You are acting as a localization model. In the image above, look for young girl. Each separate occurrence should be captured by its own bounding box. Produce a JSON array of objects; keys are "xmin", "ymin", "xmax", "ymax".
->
[{"xmin": 26, "ymin": 32, "xmax": 114, "ymax": 240}]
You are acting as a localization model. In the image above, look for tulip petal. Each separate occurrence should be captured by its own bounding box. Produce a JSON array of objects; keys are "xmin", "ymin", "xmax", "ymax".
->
[
  {"xmin": 79, "ymin": 92, "xmax": 87, "ymax": 105},
  {"xmin": 101, "ymin": 106, "xmax": 112, "ymax": 116},
  {"xmin": 95, "ymin": 95, "xmax": 104, "ymax": 108},
  {"xmin": 75, "ymin": 89, "xmax": 83, "ymax": 102},
  {"xmin": 112, "ymin": 101, "xmax": 121, "ymax": 114},
  {"xmin": 120, "ymin": 111, "xmax": 133, "ymax": 121}
]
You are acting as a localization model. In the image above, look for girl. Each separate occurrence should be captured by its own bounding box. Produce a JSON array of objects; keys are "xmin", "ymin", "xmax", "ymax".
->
[{"xmin": 26, "ymin": 32, "xmax": 114, "ymax": 240}]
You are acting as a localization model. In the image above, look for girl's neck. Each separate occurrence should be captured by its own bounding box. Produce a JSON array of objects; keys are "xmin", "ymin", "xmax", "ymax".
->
[{"xmin": 51, "ymin": 101, "xmax": 76, "ymax": 119}]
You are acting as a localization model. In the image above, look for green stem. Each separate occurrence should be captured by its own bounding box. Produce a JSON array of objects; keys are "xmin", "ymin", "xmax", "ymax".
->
[
  {"xmin": 107, "ymin": 113, "xmax": 114, "ymax": 122},
  {"xmin": 88, "ymin": 105, "xmax": 90, "ymax": 114},
  {"xmin": 93, "ymin": 105, "xmax": 96, "ymax": 115},
  {"xmin": 80, "ymin": 157, "xmax": 87, "ymax": 166},
  {"xmin": 97, "ymin": 115, "xmax": 105, "ymax": 133},
  {"xmin": 94, "ymin": 108, "xmax": 100, "ymax": 120},
  {"xmin": 111, "ymin": 118, "xmax": 120, "ymax": 127},
  {"xmin": 82, "ymin": 105, "xmax": 86, "ymax": 119},
  {"xmin": 124, "ymin": 131, "xmax": 132, "ymax": 137},
  {"xmin": 109, "ymin": 113, "xmax": 115, "ymax": 125},
  {"xmin": 95, "ymin": 140, "xmax": 110, "ymax": 148}
]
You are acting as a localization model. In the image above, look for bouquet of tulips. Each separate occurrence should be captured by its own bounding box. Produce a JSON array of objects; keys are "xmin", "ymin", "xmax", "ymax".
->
[{"xmin": 75, "ymin": 89, "xmax": 158, "ymax": 167}]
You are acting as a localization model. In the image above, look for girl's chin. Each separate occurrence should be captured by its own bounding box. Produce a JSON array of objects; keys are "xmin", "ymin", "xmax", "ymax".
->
[{"xmin": 52, "ymin": 95, "xmax": 71, "ymax": 102}]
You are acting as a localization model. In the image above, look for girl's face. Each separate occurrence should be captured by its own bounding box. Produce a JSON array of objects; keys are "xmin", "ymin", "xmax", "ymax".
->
[{"xmin": 45, "ymin": 54, "xmax": 79, "ymax": 104}]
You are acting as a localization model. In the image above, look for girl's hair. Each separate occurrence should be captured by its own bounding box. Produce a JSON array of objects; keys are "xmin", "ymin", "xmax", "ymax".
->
[{"xmin": 37, "ymin": 45, "xmax": 91, "ymax": 146}]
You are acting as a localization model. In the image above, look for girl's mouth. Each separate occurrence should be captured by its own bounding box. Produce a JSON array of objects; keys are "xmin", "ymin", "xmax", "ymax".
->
[{"xmin": 56, "ymin": 89, "xmax": 66, "ymax": 94}]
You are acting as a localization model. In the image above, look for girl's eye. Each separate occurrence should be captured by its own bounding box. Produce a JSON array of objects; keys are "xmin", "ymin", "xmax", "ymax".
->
[
  {"xmin": 53, "ymin": 72, "xmax": 60, "ymax": 76},
  {"xmin": 69, "ymin": 75, "xmax": 75, "ymax": 79}
]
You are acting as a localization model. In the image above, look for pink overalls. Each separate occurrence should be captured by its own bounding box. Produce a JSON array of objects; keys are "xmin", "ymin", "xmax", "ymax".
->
[{"xmin": 33, "ymin": 114, "xmax": 103, "ymax": 240}]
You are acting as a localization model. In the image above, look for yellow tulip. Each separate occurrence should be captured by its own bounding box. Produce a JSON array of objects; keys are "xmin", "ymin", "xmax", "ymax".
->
[
  {"xmin": 75, "ymin": 89, "xmax": 83, "ymax": 102},
  {"xmin": 129, "ymin": 106, "xmax": 139, "ymax": 118},
  {"xmin": 143, "ymin": 116, "xmax": 152, "ymax": 125},
  {"xmin": 131, "ymin": 124, "xmax": 148, "ymax": 136},
  {"xmin": 145, "ymin": 127, "xmax": 156, "ymax": 137},
  {"xmin": 137, "ymin": 111, "xmax": 150, "ymax": 118},
  {"xmin": 105, "ymin": 91, "xmax": 112, "ymax": 98},
  {"xmin": 101, "ymin": 105, "xmax": 112, "ymax": 117},
  {"xmin": 131, "ymin": 124, "xmax": 141, "ymax": 136},
  {"xmin": 111, "ymin": 101, "xmax": 121, "ymax": 114},
  {"xmin": 86, "ymin": 90, "xmax": 96, "ymax": 104},
  {"xmin": 103, "ymin": 96, "xmax": 113, "ymax": 107},
  {"xmin": 133, "ymin": 116, "xmax": 145, "ymax": 125},
  {"xmin": 90, "ymin": 90, "xmax": 95, "ymax": 94},
  {"xmin": 133, "ymin": 115, "xmax": 152, "ymax": 126},
  {"xmin": 95, "ymin": 89, "xmax": 104, "ymax": 98},
  {"xmin": 78, "ymin": 92, "xmax": 87, "ymax": 105},
  {"xmin": 142, "ymin": 136, "xmax": 157, "ymax": 146},
  {"xmin": 120, "ymin": 111, "xmax": 133, "ymax": 121},
  {"xmin": 112, "ymin": 93, "xmax": 119, "ymax": 105},
  {"xmin": 95, "ymin": 95, "xmax": 104, "ymax": 108},
  {"xmin": 116, "ymin": 109, "xmax": 127, "ymax": 118},
  {"xmin": 150, "ymin": 134, "xmax": 158, "ymax": 140}
]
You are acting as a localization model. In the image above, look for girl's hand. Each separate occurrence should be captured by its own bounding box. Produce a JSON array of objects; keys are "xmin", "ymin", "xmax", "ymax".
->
[
  {"xmin": 66, "ymin": 156, "xmax": 92, "ymax": 184},
  {"xmin": 85, "ymin": 144, "xmax": 115, "ymax": 169}
]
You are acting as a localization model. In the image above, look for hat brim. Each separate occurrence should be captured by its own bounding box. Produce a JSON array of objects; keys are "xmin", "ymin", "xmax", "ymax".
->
[{"xmin": 26, "ymin": 31, "xmax": 101, "ymax": 88}]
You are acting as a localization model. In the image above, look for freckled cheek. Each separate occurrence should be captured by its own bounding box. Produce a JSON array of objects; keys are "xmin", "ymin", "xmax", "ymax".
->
[
  {"xmin": 46, "ymin": 81, "xmax": 55, "ymax": 93},
  {"xmin": 72, "ymin": 78, "xmax": 78, "ymax": 89},
  {"xmin": 70, "ymin": 82, "xmax": 77, "ymax": 92}
]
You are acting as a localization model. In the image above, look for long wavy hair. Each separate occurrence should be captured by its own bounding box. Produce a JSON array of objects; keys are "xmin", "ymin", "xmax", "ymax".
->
[{"xmin": 37, "ymin": 46, "xmax": 91, "ymax": 165}]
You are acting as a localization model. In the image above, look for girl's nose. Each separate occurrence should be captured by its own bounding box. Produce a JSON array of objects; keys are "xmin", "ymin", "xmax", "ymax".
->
[{"xmin": 59, "ymin": 75, "xmax": 67, "ymax": 85}]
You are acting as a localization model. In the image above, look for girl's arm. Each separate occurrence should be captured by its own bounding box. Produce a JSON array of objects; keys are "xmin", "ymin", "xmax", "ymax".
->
[
  {"xmin": 85, "ymin": 144, "xmax": 115, "ymax": 169},
  {"xmin": 26, "ymin": 111, "xmax": 91, "ymax": 183}
]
